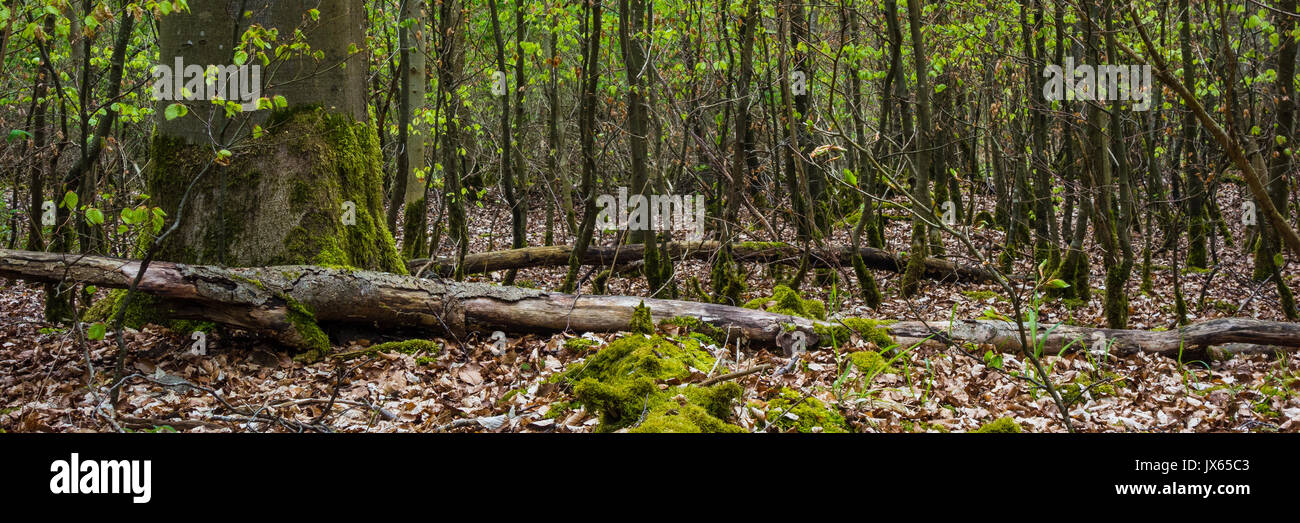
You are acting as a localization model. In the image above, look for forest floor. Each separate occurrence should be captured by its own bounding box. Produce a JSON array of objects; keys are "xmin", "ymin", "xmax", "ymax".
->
[{"xmin": 2, "ymin": 183, "xmax": 1298, "ymax": 432}]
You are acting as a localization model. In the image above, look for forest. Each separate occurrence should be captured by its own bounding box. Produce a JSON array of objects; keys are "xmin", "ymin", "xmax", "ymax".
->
[{"xmin": 0, "ymin": 0, "xmax": 1296, "ymax": 433}]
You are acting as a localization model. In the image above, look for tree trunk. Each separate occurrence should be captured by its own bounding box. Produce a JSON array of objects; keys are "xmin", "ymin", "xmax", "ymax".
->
[
  {"xmin": 398, "ymin": 0, "xmax": 430, "ymax": 258},
  {"xmin": 151, "ymin": 0, "xmax": 403, "ymax": 272},
  {"xmin": 900, "ymin": 0, "xmax": 933, "ymax": 298},
  {"xmin": 6, "ymin": 248, "xmax": 1299, "ymax": 358}
]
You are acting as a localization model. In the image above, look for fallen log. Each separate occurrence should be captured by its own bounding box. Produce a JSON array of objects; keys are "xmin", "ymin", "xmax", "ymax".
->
[
  {"xmin": 0, "ymin": 249, "xmax": 821, "ymax": 352},
  {"xmin": 884, "ymin": 319, "xmax": 1300, "ymax": 357},
  {"xmin": 406, "ymin": 241, "xmax": 1004, "ymax": 283},
  {"xmin": 2, "ymin": 248, "xmax": 1297, "ymax": 358}
]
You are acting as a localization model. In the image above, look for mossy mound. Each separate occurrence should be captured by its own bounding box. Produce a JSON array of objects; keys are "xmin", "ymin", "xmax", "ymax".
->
[
  {"xmin": 629, "ymin": 300, "xmax": 654, "ymax": 335},
  {"xmin": 563, "ymin": 337, "xmax": 600, "ymax": 354},
  {"xmin": 973, "ymin": 417, "xmax": 1022, "ymax": 433},
  {"xmin": 556, "ymin": 334, "xmax": 743, "ymax": 433},
  {"xmin": 764, "ymin": 387, "xmax": 850, "ymax": 433},
  {"xmin": 370, "ymin": 339, "xmax": 440, "ymax": 356},
  {"xmin": 743, "ymin": 285, "xmax": 826, "ymax": 320},
  {"xmin": 847, "ymin": 350, "xmax": 896, "ymax": 375},
  {"xmin": 813, "ymin": 318, "xmax": 895, "ymax": 348}
]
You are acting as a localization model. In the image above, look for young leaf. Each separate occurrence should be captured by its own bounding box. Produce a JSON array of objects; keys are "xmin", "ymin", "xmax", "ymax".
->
[
  {"xmin": 88, "ymin": 323, "xmax": 106, "ymax": 341},
  {"xmin": 164, "ymin": 103, "xmax": 188, "ymax": 120}
]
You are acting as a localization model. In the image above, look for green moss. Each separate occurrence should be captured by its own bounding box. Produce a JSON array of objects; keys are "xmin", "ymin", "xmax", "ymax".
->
[
  {"xmin": 765, "ymin": 388, "xmax": 850, "ymax": 433},
  {"xmin": 415, "ymin": 355, "xmax": 438, "ymax": 366},
  {"xmin": 544, "ymin": 401, "xmax": 574, "ymax": 419},
  {"xmin": 629, "ymin": 300, "xmax": 654, "ymax": 335},
  {"xmin": 813, "ymin": 318, "xmax": 895, "ymax": 348},
  {"xmin": 1062, "ymin": 298, "xmax": 1087, "ymax": 309},
  {"xmin": 499, "ymin": 388, "xmax": 525, "ymax": 405},
  {"xmin": 284, "ymin": 296, "xmax": 331, "ymax": 360},
  {"xmin": 1252, "ymin": 401, "xmax": 1281, "ymax": 418},
  {"xmin": 556, "ymin": 335, "xmax": 742, "ymax": 433},
  {"xmin": 1060, "ymin": 371, "xmax": 1127, "ymax": 403},
  {"xmin": 735, "ymin": 241, "xmax": 788, "ymax": 250},
  {"xmin": 1206, "ymin": 299, "xmax": 1237, "ymax": 314},
  {"xmin": 973, "ymin": 417, "xmax": 1022, "ymax": 433},
  {"xmin": 743, "ymin": 285, "xmax": 826, "ymax": 320},
  {"xmin": 82, "ymin": 289, "xmax": 152, "ymax": 329},
  {"xmin": 370, "ymin": 339, "xmax": 440, "ymax": 355},
  {"xmin": 630, "ymin": 401, "xmax": 746, "ymax": 433},
  {"xmin": 82, "ymin": 290, "xmax": 214, "ymax": 334},
  {"xmin": 151, "ymin": 107, "xmax": 405, "ymax": 273},
  {"xmin": 564, "ymin": 337, "xmax": 600, "ymax": 353},
  {"xmin": 962, "ymin": 290, "xmax": 1005, "ymax": 302},
  {"xmin": 658, "ymin": 315, "xmax": 727, "ymax": 346},
  {"xmin": 847, "ymin": 350, "xmax": 895, "ymax": 375}
]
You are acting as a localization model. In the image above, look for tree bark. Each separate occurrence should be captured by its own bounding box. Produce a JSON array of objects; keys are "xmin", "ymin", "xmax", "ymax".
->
[{"xmin": 150, "ymin": 0, "xmax": 403, "ymax": 272}]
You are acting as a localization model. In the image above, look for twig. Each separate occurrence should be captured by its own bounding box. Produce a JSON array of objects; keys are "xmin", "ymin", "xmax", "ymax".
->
[{"xmin": 697, "ymin": 364, "xmax": 773, "ymax": 387}]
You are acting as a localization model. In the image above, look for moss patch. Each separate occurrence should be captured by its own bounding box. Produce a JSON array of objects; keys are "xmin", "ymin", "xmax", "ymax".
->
[
  {"xmin": 764, "ymin": 387, "xmax": 850, "ymax": 433},
  {"xmin": 814, "ymin": 318, "xmax": 895, "ymax": 348},
  {"xmin": 847, "ymin": 350, "xmax": 896, "ymax": 376},
  {"xmin": 284, "ymin": 296, "xmax": 331, "ymax": 360},
  {"xmin": 743, "ymin": 285, "xmax": 826, "ymax": 320},
  {"xmin": 973, "ymin": 417, "xmax": 1022, "ymax": 433},
  {"xmin": 962, "ymin": 290, "xmax": 1005, "ymax": 302},
  {"xmin": 629, "ymin": 300, "xmax": 654, "ymax": 335},
  {"xmin": 82, "ymin": 290, "xmax": 215, "ymax": 334},
  {"xmin": 658, "ymin": 315, "xmax": 727, "ymax": 346},
  {"xmin": 563, "ymin": 337, "xmax": 600, "ymax": 354},
  {"xmin": 555, "ymin": 334, "xmax": 743, "ymax": 433},
  {"xmin": 1060, "ymin": 371, "xmax": 1127, "ymax": 403},
  {"xmin": 149, "ymin": 108, "xmax": 405, "ymax": 273}
]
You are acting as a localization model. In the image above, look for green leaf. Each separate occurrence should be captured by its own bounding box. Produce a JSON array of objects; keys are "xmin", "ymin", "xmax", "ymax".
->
[
  {"xmin": 62, "ymin": 191, "xmax": 78, "ymax": 210},
  {"xmin": 164, "ymin": 103, "xmax": 188, "ymax": 121},
  {"xmin": 1046, "ymin": 279, "xmax": 1070, "ymax": 289},
  {"xmin": 233, "ymin": 50, "xmax": 248, "ymax": 66},
  {"xmin": 88, "ymin": 323, "xmax": 106, "ymax": 341},
  {"xmin": 85, "ymin": 207, "xmax": 104, "ymax": 225},
  {"xmin": 7, "ymin": 129, "xmax": 31, "ymax": 142},
  {"xmin": 273, "ymin": 95, "xmax": 288, "ymax": 109}
]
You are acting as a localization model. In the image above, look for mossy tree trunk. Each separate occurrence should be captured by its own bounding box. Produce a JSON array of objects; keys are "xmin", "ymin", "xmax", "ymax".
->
[
  {"xmin": 1252, "ymin": 0, "xmax": 1298, "ymax": 320},
  {"xmin": 487, "ymin": 0, "xmax": 527, "ymax": 285},
  {"xmin": 562, "ymin": 0, "xmax": 604, "ymax": 293},
  {"xmin": 1179, "ymin": 0, "xmax": 1208, "ymax": 269},
  {"xmin": 435, "ymin": 0, "xmax": 469, "ymax": 279},
  {"xmin": 398, "ymin": 0, "xmax": 430, "ymax": 259},
  {"xmin": 709, "ymin": 0, "xmax": 759, "ymax": 306},
  {"xmin": 900, "ymin": 0, "xmax": 933, "ymax": 298},
  {"xmin": 150, "ymin": 0, "xmax": 403, "ymax": 273},
  {"xmin": 619, "ymin": 0, "xmax": 672, "ymax": 298},
  {"xmin": 845, "ymin": 1, "xmax": 880, "ymax": 308}
]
